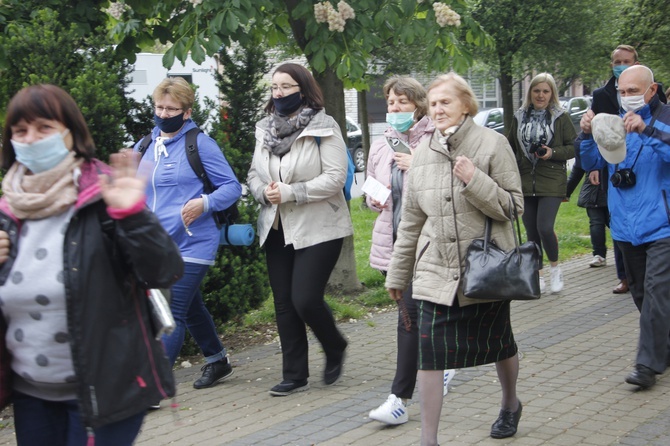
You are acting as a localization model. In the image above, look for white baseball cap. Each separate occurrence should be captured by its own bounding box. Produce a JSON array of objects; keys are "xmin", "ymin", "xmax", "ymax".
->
[{"xmin": 591, "ymin": 114, "xmax": 627, "ymax": 164}]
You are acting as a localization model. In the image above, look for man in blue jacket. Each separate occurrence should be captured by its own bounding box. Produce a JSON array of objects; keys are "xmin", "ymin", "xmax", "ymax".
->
[{"xmin": 581, "ymin": 65, "xmax": 670, "ymax": 390}]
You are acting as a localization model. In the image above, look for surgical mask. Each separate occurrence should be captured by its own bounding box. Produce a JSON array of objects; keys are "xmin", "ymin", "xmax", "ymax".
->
[
  {"xmin": 154, "ymin": 113, "xmax": 186, "ymax": 134},
  {"xmin": 613, "ymin": 65, "xmax": 629, "ymax": 79},
  {"xmin": 621, "ymin": 85, "xmax": 651, "ymax": 112},
  {"xmin": 11, "ymin": 129, "xmax": 71, "ymax": 174},
  {"xmin": 386, "ymin": 112, "xmax": 415, "ymax": 133},
  {"xmin": 272, "ymin": 91, "xmax": 303, "ymax": 116}
]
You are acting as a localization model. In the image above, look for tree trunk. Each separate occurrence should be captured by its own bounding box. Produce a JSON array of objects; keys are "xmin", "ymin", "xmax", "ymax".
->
[
  {"xmin": 313, "ymin": 68, "xmax": 363, "ymax": 293},
  {"xmin": 357, "ymin": 90, "xmax": 370, "ymax": 161},
  {"xmin": 498, "ymin": 51, "xmax": 515, "ymax": 134}
]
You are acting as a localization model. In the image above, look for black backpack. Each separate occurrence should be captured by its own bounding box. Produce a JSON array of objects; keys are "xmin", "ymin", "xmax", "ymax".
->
[{"xmin": 137, "ymin": 128, "xmax": 239, "ymax": 230}]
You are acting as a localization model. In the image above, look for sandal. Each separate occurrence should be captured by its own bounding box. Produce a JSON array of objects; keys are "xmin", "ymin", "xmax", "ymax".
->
[{"xmin": 613, "ymin": 280, "xmax": 629, "ymax": 294}]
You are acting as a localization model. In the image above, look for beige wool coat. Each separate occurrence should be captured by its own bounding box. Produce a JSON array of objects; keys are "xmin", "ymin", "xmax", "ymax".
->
[
  {"xmin": 247, "ymin": 110, "xmax": 354, "ymax": 249},
  {"xmin": 385, "ymin": 117, "xmax": 524, "ymax": 307}
]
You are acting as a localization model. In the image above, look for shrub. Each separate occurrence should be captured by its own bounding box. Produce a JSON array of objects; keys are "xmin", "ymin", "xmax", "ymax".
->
[
  {"xmin": 0, "ymin": 8, "xmax": 133, "ymax": 161},
  {"xmin": 198, "ymin": 42, "xmax": 272, "ymax": 327}
]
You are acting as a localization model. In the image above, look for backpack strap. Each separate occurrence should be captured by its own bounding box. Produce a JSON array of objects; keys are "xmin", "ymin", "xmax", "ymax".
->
[
  {"xmin": 184, "ymin": 128, "xmax": 213, "ymax": 193},
  {"xmin": 137, "ymin": 134, "xmax": 153, "ymax": 158}
]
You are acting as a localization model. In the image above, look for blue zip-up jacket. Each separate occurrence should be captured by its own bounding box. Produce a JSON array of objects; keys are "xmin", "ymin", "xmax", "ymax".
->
[
  {"xmin": 580, "ymin": 97, "xmax": 670, "ymax": 245},
  {"xmin": 135, "ymin": 120, "xmax": 242, "ymax": 264}
]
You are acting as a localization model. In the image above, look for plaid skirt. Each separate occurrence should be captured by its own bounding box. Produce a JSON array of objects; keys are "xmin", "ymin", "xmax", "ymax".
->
[{"xmin": 418, "ymin": 298, "xmax": 517, "ymax": 370}]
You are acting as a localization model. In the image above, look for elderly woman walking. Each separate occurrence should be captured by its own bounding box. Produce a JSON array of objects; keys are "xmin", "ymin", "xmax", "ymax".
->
[{"xmin": 386, "ymin": 73, "xmax": 524, "ymax": 444}]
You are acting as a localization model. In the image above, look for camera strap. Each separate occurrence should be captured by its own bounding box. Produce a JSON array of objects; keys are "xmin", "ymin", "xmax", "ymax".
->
[{"xmin": 614, "ymin": 103, "xmax": 662, "ymax": 172}]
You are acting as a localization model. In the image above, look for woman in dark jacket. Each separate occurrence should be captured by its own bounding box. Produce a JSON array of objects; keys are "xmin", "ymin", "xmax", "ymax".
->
[
  {"xmin": 0, "ymin": 84, "xmax": 183, "ymax": 446},
  {"xmin": 507, "ymin": 72, "xmax": 576, "ymax": 295}
]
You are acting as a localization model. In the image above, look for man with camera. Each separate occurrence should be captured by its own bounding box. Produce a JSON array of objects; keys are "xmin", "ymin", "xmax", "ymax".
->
[{"xmin": 580, "ymin": 65, "xmax": 670, "ymax": 390}]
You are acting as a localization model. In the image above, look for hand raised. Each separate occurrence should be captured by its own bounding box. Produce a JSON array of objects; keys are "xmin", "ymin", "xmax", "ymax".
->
[{"xmin": 99, "ymin": 152, "xmax": 147, "ymax": 210}]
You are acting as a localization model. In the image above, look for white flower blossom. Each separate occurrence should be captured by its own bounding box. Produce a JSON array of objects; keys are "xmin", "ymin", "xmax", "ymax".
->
[
  {"xmin": 328, "ymin": 8, "xmax": 346, "ymax": 32},
  {"xmin": 314, "ymin": 2, "xmax": 331, "ymax": 23},
  {"xmin": 190, "ymin": 0, "xmax": 204, "ymax": 5},
  {"xmin": 338, "ymin": 1, "xmax": 356, "ymax": 20},
  {"xmin": 107, "ymin": 2, "xmax": 127, "ymax": 20},
  {"xmin": 315, "ymin": 1, "xmax": 355, "ymax": 33},
  {"xmin": 433, "ymin": 2, "xmax": 461, "ymax": 27}
]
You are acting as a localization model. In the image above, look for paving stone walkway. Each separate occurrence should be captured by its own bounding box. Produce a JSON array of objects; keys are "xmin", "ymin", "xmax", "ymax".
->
[{"xmin": 0, "ymin": 252, "xmax": 668, "ymax": 445}]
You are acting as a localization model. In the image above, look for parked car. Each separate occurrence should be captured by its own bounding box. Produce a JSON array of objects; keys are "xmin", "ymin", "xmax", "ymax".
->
[
  {"xmin": 560, "ymin": 96, "xmax": 591, "ymax": 133},
  {"xmin": 473, "ymin": 107, "xmax": 505, "ymax": 134},
  {"xmin": 346, "ymin": 117, "xmax": 365, "ymax": 172}
]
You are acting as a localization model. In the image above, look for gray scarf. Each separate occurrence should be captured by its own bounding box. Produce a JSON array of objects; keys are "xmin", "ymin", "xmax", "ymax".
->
[{"xmin": 263, "ymin": 107, "xmax": 317, "ymax": 156}]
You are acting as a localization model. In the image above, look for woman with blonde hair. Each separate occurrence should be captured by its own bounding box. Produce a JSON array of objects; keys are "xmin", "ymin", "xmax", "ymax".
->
[
  {"xmin": 135, "ymin": 77, "xmax": 242, "ymax": 392},
  {"xmin": 507, "ymin": 73, "xmax": 576, "ymax": 294},
  {"xmin": 386, "ymin": 72, "xmax": 524, "ymax": 444}
]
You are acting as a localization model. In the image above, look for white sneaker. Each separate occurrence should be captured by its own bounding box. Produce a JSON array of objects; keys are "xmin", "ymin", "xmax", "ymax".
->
[
  {"xmin": 369, "ymin": 394, "xmax": 408, "ymax": 425},
  {"xmin": 443, "ymin": 369, "xmax": 455, "ymax": 396},
  {"xmin": 539, "ymin": 276, "xmax": 546, "ymax": 294},
  {"xmin": 589, "ymin": 255, "xmax": 607, "ymax": 267},
  {"xmin": 550, "ymin": 265, "xmax": 564, "ymax": 293}
]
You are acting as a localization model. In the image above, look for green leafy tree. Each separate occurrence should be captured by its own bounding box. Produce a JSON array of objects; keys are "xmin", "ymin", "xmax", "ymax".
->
[
  {"xmin": 105, "ymin": 0, "xmax": 488, "ymax": 292},
  {"xmin": 619, "ymin": 0, "xmax": 670, "ymax": 84},
  {"xmin": 0, "ymin": 8, "xmax": 133, "ymax": 160},
  {"xmin": 471, "ymin": 0, "xmax": 619, "ymax": 132}
]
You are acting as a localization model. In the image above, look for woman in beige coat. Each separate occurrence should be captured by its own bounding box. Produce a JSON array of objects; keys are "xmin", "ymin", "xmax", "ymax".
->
[
  {"xmin": 247, "ymin": 63, "xmax": 353, "ymax": 397},
  {"xmin": 386, "ymin": 73, "xmax": 524, "ymax": 444}
]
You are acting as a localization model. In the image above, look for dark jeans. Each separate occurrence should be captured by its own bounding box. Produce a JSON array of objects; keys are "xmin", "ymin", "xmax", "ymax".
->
[
  {"xmin": 13, "ymin": 391, "xmax": 145, "ymax": 446},
  {"xmin": 586, "ymin": 206, "xmax": 608, "ymax": 258},
  {"xmin": 522, "ymin": 196, "xmax": 562, "ymax": 263},
  {"xmin": 265, "ymin": 228, "xmax": 348, "ymax": 381},
  {"xmin": 391, "ymin": 282, "xmax": 419, "ymax": 399},
  {"xmin": 586, "ymin": 207, "xmax": 626, "ymax": 280},
  {"xmin": 163, "ymin": 262, "xmax": 226, "ymax": 366},
  {"xmin": 618, "ymin": 238, "xmax": 670, "ymax": 373}
]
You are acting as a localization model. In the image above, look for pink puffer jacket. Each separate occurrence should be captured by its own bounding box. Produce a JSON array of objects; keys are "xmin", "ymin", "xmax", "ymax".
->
[{"xmin": 366, "ymin": 116, "xmax": 434, "ymax": 271}]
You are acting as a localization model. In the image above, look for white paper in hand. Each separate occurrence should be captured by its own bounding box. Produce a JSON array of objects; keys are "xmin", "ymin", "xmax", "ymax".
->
[{"xmin": 362, "ymin": 176, "xmax": 391, "ymax": 205}]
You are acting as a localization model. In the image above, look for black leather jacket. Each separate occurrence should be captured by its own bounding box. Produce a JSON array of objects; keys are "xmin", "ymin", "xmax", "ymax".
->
[{"xmin": 0, "ymin": 160, "xmax": 184, "ymax": 429}]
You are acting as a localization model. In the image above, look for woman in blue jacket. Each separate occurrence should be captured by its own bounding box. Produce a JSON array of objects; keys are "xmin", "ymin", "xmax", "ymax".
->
[{"xmin": 136, "ymin": 77, "xmax": 242, "ymax": 392}]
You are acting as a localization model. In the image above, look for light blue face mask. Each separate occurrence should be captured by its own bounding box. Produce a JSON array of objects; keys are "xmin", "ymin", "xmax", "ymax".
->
[
  {"xmin": 386, "ymin": 112, "xmax": 415, "ymax": 133},
  {"xmin": 11, "ymin": 129, "xmax": 71, "ymax": 173},
  {"xmin": 613, "ymin": 65, "xmax": 629, "ymax": 79}
]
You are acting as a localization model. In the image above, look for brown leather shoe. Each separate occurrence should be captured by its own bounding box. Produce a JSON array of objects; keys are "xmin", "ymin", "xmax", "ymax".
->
[{"xmin": 613, "ymin": 279, "xmax": 629, "ymax": 294}]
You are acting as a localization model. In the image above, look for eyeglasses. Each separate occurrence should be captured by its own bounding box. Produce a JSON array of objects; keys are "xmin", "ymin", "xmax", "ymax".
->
[
  {"xmin": 270, "ymin": 84, "xmax": 299, "ymax": 93},
  {"xmin": 155, "ymin": 106, "xmax": 183, "ymax": 116}
]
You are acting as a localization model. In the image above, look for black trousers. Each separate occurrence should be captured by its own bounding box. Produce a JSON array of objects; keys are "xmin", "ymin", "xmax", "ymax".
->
[
  {"xmin": 391, "ymin": 282, "xmax": 419, "ymax": 399},
  {"xmin": 265, "ymin": 227, "xmax": 348, "ymax": 381},
  {"xmin": 618, "ymin": 238, "xmax": 670, "ymax": 373}
]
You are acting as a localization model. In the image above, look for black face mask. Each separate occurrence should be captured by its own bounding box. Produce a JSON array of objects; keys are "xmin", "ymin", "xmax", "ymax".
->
[
  {"xmin": 272, "ymin": 91, "xmax": 303, "ymax": 116},
  {"xmin": 154, "ymin": 113, "xmax": 186, "ymax": 134}
]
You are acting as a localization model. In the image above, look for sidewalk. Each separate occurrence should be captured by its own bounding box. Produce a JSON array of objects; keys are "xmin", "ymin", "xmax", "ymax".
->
[{"xmin": 2, "ymin": 253, "xmax": 669, "ymax": 445}]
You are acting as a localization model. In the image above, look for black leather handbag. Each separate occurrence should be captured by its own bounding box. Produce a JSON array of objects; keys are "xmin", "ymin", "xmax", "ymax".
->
[{"xmin": 462, "ymin": 204, "xmax": 542, "ymax": 301}]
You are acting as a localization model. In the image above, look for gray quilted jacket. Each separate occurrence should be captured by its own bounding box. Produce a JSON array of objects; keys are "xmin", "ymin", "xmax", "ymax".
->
[{"xmin": 385, "ymin": 117, "xmax": 524, "ymax": 307}]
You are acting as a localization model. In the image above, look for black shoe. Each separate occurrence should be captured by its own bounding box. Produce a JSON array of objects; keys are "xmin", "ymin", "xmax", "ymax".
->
[
  {"xmin": 324, "ymin": 349, "xmax": 346, "ymax": 385},
  {"xmin": 625, "ymin": 364, "xmax": 656, "ymax": 389},
  {"xmin": 490, "ymin": 401, "xmax": 522, "ymax": 439},
  {"xmin": 269, "ymin": 379, "xmax": 309, "ymax": 396},
  {"xmin": 193, "ymin": 358, "xmax": 234, "ymax": 389}
]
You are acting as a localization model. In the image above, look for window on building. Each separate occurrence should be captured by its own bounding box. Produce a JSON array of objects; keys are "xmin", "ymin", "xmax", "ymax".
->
[
  {"xmin": 131, "ymin": 70, "xmax": 148, "ymax": 85},
  {"xmin": 168, "ymin": 74, "xmax": 193, "ymax": 84}
]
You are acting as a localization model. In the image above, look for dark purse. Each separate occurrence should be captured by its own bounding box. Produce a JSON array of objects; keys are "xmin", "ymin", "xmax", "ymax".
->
[{"xmin": 462, "ymin": 202, "xmax": 542, "ymax": 301}]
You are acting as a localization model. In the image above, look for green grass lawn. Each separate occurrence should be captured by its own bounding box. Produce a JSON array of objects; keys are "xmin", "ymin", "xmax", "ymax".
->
[{"xmin": 226, "ymin": 180, "xmax": 606, "ymax": 336}]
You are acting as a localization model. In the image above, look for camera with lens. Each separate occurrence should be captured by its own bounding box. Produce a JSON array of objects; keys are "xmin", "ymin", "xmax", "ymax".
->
[
  {"xmin": 610, "ymin": 168, "xmax": 636, "ymax": 188},
  {"xmin": 529, "ymin": 136, "xmax": 547, "ymax": 157}
]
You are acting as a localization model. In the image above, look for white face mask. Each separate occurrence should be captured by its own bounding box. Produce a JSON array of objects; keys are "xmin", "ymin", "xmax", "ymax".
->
[
  {"xmin": 11, "ymin": 129, "xmax": 70, "ymax": 173},
  {"xmin": 620, "ymin": 85, "xmax": 651, "ymax": 112}
]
